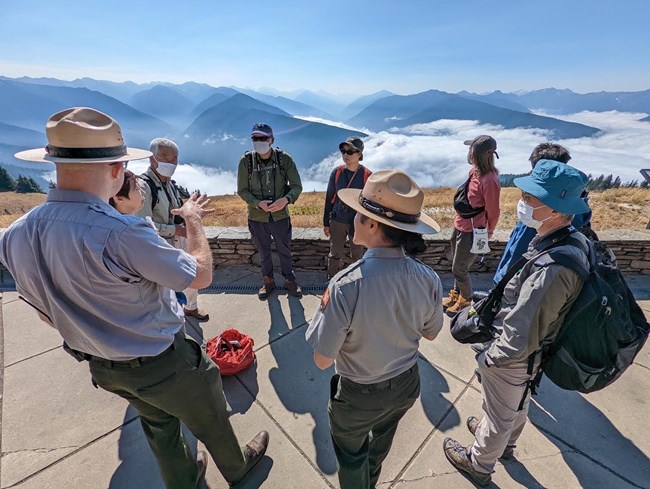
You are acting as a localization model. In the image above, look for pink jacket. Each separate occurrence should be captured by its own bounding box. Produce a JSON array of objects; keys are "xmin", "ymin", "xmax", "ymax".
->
[{"xmin": 454, "ymin": 167, "xmax": 501, "ymax": 236}]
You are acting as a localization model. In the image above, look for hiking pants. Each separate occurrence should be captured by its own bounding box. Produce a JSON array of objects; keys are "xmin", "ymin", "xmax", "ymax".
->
[
  {"xmin": 89, "ymin": 332, "xmax": 247, "ymax": 488},
  {"xmin": 450, "ymin": 228, "xmax": 477, "ymax": 299},
  {"xmin": 328, "ymin": 219, "xmax": 365, "ymax": 278},
  {"xmin": 329, "ymin": 364, "xmax": 420, "ymax": 489},
  {"xmin": 175, "ymin": 236, "xmax": 199, "ymax": 310},
  {"xmin": 469, "ymin": 353, "xmax": 532, "ymax": 474},
  {"xmin": 248, "ymin": 217, "xmax": 296, "ymax": 280}
]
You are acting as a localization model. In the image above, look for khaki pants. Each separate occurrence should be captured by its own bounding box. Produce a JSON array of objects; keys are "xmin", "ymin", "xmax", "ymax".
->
[
  {"xmin": 175, "ymin": 236, "xmax": 199, "ymax": 309},
  {"xmin": 328, "ymin": 219, "xmax": 365, "ymax": 278},
  {"xmin": 450, "ymin": 228, "xmax": 477, "ymax": 298},
  {"xmin": 469, "ymin": 353, "xmax": 532, "ymax": 474}
]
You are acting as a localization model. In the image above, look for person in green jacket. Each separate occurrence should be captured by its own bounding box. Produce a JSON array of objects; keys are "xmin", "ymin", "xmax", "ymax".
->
[{"xmin": 237, "ymin": 123, "xmax": 303, "ymax": 300}]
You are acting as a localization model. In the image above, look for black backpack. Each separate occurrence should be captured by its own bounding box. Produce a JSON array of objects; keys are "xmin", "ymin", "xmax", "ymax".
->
[
  {"xmin": 453, "ymin": 175, "xmax": 484, "ymax": 219},
  {"xmin": 539, "ymin": 241, "xmax": 650, "ymax": 393},
  {"xmin": 246, "ymin": 148, "xmax": 290, "ymax": 198}
]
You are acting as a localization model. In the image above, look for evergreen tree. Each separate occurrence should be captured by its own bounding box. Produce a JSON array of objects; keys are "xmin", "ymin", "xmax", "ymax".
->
[
  {"xmin": 15, "ymin": 175, "xmax": 44, "ymax": 193},
  {"xmin": 0, "ymin": 165, "xmax": 15, "ymax": 191}
]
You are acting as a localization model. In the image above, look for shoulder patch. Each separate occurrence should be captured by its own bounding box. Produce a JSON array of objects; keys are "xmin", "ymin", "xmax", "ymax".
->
[{"xmin": 320, "ymin": 288, "xmax": 331, "ymax": 311}]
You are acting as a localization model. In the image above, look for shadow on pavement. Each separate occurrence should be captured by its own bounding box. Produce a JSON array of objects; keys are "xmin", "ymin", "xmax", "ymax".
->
[
  {"xmin": 264, "ymin": 293, "xmax": 339, "ymax": 475},
  {"xmin": 417, "ymin": 355, "xmax": 462, "ymax": 432},
  {"xmin": 530, "ymin": 380, "xmax": 650, "ymax": 489}
]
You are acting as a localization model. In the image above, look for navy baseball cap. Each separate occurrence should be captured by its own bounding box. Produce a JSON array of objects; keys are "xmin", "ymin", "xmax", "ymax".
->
[
  {"xmin": 514, "ymin": 159, "xmax": 590, "ymax": 214},
  {"xmin": 251, "ymin": 123, "xmax": 273, "ymax": 137}
]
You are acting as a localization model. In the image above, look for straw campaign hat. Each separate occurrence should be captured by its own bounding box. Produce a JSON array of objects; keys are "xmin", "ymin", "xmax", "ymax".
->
[
  {"xmin": 15, "ymin": 107, "xmax": 151, "ymax": 163},
  {"xmin": 338, "ymin": 169, "xmax": 440, "ymax": 234}
]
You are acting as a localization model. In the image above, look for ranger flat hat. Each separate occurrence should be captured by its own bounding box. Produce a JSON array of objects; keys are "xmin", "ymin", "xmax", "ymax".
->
[
  {"xmin": 338, "ymin": 169, "xmax": 440, "ymax": 234},
  {"xmin": 15, "ymin": 107, "xmax": 152, "ymax": 164}
]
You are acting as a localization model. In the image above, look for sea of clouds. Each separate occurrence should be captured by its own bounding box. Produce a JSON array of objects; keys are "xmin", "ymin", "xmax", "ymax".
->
[{"xmin": 118, "ymin": 111, "xmax": 650, "ymax": 196}]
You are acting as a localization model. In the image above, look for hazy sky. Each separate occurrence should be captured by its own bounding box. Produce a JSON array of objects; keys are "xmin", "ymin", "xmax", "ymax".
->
[{"xmin": 2, "ymin": 0, "xmax": 649, "ymax": 96}]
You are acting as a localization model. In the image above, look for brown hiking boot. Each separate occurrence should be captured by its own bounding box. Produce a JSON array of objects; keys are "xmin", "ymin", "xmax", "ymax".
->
[
  {"xmin": 467, "ymin": 416, "xmax": 515, "ymax": 459},
  {"xmin": 442, "ymin": 289, "xmax": 459, "ymax": 310},
  {"xmin": 443, "ymin": 437, "xmax": 492, "ymax": 487},
  {"xmin": 258, "ymin": 276, "xmax": 276, "ymax": 301},
  {"xmin": 284, "ymin": 278, "xmax": 303, "ymax": 298},
  {"xmin": 446, "ymin": 294, "xmax": 471, "ymax": 315},
  {"xmin": 229, "ymin": 431, "xmax": 270, "ymax": 487}
]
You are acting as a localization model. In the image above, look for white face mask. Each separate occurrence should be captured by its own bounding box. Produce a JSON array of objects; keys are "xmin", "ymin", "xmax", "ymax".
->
[
  {"xmin": 253, "ymin": 141, "xmax": 272, "ymax": 155},
  {"xmin": 516, "ymin": 199, "xmax": 550, "ymax": 230},
  {"xmin": 156, "ymin": 161, "xmax": 177, "ymax": 178}
]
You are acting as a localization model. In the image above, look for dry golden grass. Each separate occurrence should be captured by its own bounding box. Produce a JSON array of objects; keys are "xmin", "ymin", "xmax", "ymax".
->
[
  {"xmin": 202, "ymin": 187, "xmax": 650, "ymax": 231},
  {"xmin": 0, "ymin": 188, "xmax": 648, "ymax": 231}
]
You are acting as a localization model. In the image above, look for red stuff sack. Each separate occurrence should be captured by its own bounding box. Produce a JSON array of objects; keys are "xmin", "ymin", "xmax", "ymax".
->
[{"xmin": 205, "ymin": 329, "xmax": 255, "ymax": 376}]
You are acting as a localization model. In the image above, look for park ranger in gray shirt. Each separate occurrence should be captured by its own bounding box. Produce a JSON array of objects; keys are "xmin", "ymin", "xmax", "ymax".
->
[
  {"xmin": 0, "ymin": 107, "xmax": 269, "ymax": 489},
  {"xmin": 305, "ymin": 169, "xmax": 444, "ymax": 489}
]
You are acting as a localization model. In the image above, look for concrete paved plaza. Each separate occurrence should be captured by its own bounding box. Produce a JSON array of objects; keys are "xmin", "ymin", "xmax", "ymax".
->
[{"xmin": 1, "ymin": 266, "xmax": 649, "ymax": 488}]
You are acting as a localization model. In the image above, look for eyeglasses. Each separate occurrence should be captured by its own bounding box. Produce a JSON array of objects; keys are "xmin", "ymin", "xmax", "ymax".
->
[
  {"xmin": 110, "ymin": 161, "xmax": 128, "ymax": 169},
  {"xmin": 252, "ymin": 136, "xmax": 271, "ymax": 142},
  {"xmin": 340, "ymin": 149, "xmax": 359, "ymax": 156}
]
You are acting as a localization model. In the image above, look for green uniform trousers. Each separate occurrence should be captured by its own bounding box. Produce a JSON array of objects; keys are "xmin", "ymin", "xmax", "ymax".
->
[
  {"xmin": 89, "ymin": 332, "xmax": 247, "ymax": 489},
  {"xmin": 328, "ymin": 364, "xmax": 420, "ymax": 489}
]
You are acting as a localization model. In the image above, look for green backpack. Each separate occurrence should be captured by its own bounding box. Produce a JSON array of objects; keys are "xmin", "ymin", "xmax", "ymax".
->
[{"xmin": 538, "ymin": 239, "xmax": 650, "ymax": 393}]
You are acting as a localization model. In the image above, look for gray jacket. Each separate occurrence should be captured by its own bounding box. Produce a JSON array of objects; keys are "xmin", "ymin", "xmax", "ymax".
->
[{"xmin": 485, "ymin": 230, "xmax": 590, "ymax": 369}]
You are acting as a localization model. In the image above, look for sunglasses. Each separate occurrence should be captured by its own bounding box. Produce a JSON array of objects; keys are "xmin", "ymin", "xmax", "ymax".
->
[
  {"xmin": 252, "ymin": 136, "xmax": 271, "ymax": 142},
  {"xmin": 340, "ymin": 149, "xmax": 359, "ymax": 156}
]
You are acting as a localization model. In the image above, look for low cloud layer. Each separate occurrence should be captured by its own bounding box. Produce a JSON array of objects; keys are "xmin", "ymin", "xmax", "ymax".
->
[{"xmin": 92, "ymin": 111, "xmax": 650, "ymax": 195}]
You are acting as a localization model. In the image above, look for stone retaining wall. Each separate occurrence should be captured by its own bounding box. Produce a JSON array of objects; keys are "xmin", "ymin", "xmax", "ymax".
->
[{"xmin": 208, "ymin": 227, "xmax": 650, "ymax": 275}]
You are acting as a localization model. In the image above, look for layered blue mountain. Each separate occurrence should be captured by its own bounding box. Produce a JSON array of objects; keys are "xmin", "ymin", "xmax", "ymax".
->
[
  {"xmin": 182, "ymin": 94, "xmax": 366, "ymax": 170},
  {"xmin": 510, "ymin": 88, "xmax": 650, "ymax": 115},
  {"xmin": 130, "ymin": 85, "xmax": 194, "ymax": 125},
  {"xmin": 0, "ymin": 80, "xmax": 172, "ymax": 147},
  {"xmin": 190, "ymin": 87, "xmax": 243, "ymax": 118},
  {"xmin": 348, "ymin": 90, "xmax": 600, "ymax": 138},
  {"xmin": 456, "ymin": 90, "xmax": 530, "ymax": 113},
  {"xmin": 640, "ymin": 115, "xmax": 650, "ymax": 122},
  {"xmin": 340, "ymin": 90, "xmax": 395, "ymax": 120},
  {"xmin": 0, "ymin": 122, "xmax": 44, "ymax": 147},
  {"xmin": 292, "ymin": 90, "xmax": 347, "ymax": 118},
  {"xmin": 237, "ymin": 89, "xmax": 334, "ymax": 119}
]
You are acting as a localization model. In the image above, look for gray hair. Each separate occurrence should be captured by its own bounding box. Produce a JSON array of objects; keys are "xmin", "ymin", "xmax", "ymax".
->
[{"xmin": 149, "ymin": 138, "xmax": 179, "ymax": 156}]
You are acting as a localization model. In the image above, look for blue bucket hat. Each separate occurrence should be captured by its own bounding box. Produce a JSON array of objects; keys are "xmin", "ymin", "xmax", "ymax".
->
[{"xmin": 514, "ymin": 159, "xmax": 590, "ymax": 214}]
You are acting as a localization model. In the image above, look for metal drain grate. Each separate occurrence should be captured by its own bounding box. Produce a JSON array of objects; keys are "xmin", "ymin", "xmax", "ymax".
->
[{"xmin": 202, "ymin": 284, "xmax": 328, "ymax": 294}]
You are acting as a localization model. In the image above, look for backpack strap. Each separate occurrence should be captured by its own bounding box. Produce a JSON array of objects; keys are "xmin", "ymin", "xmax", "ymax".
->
[
  {"xmin": 138, "ymin": 174, "xmax": 159, "ymax": 211},
  {"xmin": 245, "ymin": 151, "xmax": 254, "ymax": 191},
  {"xmin": 362, "ymin": 166, "xmax": 371, "ymax": 184},
  {"xmin": 330, "ymin": 165, "xmax": 346, "ymax": 204}
]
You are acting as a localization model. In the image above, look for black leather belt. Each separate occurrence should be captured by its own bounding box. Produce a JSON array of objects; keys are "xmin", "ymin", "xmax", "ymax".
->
[
  {"xmin": 64, "ymin": 333, "xmax": 181, "ymax": 369},
  {"xmin": 341, "ymin": 364, "xmax": 418, "ymax": 393}
]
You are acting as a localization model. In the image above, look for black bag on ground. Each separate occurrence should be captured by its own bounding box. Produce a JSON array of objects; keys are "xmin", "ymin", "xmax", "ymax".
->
[
  {"xmin": 453, "ymin": 175, "xmax": 484, "ymax": 219},
  {"xmin": 540, "ymin": 241, "xmax": 650, "ymax": 393}
]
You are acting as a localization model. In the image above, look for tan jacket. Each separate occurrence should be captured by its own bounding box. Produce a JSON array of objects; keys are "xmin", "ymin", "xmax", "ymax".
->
[{"xmin": 135, "ymin": 167, "xmax": 184, "ymax": 245}]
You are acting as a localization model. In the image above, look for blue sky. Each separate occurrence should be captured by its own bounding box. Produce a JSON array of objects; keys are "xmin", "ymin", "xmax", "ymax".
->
[{"xmin": 1, "ymin": 0, "xmax": 649, "ymax": 96}]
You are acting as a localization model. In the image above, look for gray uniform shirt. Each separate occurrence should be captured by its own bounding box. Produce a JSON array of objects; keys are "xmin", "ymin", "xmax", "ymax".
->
[
  {"xmin": 485, "ymin": 230, "xmax": 590, "ymax": 369},
  {"xmin": 305, "ymin": 247, "xmax": 444, "ymax": 384},
  {"xmin": 0, "ymin": 189, "xmax": 197, "ymax": 361}
]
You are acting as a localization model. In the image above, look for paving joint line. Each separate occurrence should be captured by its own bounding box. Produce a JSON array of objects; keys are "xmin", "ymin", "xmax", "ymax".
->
[
  {"xmin": 2, "ymin": 415, "xmax": 140, "ymax": 488},
  {"xmin": 252, "ymin": 321, "xmax": 310, "ymax": 353},
  {"xmin": 232, "ymin": 373, "xmax": 336, "ymax": 488},
  {"xmin": 388, "ymin": 374, "xmax": 477, "ymax": 488},
  {"xmin": 4, "ymin": 345, "xmax": 63, "ymax": 369}
]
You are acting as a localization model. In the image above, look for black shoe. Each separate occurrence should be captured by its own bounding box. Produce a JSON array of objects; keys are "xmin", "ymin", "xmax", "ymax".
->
[
  {"xmin": 258, "ymin": 276, "xmax": 276, "ymax": 301},
  {"xmin": 466, "ymin": 416, "xmax": 515, "ymax": 459},
  {"xmin": 443, "ymin": 437, "xmax": 492, "ymax": 487},
  {"xmin": 229, "ymin": 431, "xmax": 270, "ymax": 487}
]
